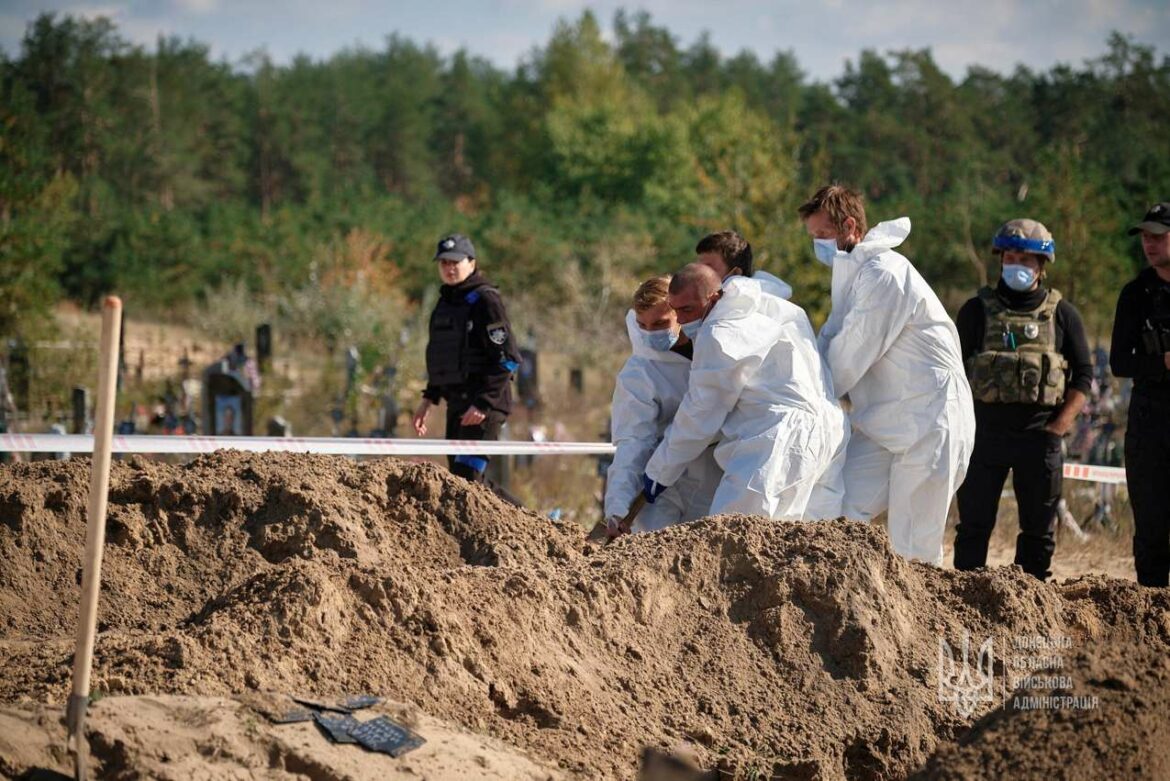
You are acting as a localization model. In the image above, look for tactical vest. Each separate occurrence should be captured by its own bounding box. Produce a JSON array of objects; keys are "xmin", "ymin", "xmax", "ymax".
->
[
  {"xmin": 967, "ymin": 287, "xmax": 1067, "ymax": 406},
  {"xmin": 425, "ymin": 288, "xmax": 496, "ymax": 387},
  {"xmin": 1139, "ymin": 281, "xmax": 1170, "ymax": 355}
]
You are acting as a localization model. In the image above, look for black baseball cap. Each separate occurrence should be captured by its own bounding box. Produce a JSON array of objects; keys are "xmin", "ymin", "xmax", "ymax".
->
[
  {"xmin": 1128, "ymin": 202, "xmax": 1170, "ymax": 235},
  {"xmin": 434, "ymin": 233, "xmax": 476, "ymax": 261}
]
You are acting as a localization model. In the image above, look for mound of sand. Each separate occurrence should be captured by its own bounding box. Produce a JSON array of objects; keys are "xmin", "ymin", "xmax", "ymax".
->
[
  {"xmin": 2, "ymin": 453, "xmax": 1169, "ymax": 780},
  {"xmin": 912, "ymin": 646, "xmax": 1170, "ymax": 780}
]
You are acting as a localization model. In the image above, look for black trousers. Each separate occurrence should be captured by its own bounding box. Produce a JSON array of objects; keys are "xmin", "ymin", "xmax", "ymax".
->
[
  {"xmin": 1126, "ymin": 394, "xmax": 1170, "ymax": 587},
  {"xmin": 443, "ymin": 392, "xmax": 520, "ymax": 506},
  {"xmin": 954, "ymin": 428, "xmax": 1063, "ymax": 580}
]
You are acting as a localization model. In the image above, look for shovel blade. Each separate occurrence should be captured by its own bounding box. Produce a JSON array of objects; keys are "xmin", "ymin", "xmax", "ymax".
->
[{"xmin": 66, "ymin": 694, "xmax": 88, "ymax": 781}]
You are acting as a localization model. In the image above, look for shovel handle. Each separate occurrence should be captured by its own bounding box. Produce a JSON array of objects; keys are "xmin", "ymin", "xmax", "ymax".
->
[
  {"xmin": 69, "ymin": 296, "xmax": 121, "ymax": 770},
  {"xmin": 588, "ymin": 493, "xmax": 649, "ymax": 547},
  {"xmin": 617, "ymin": 493, "xmax": 648, "ymax": 535}
]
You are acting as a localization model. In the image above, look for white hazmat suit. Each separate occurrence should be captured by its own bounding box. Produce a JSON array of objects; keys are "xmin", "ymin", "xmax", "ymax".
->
[
  {"xmin": 605, "ymin": 310, "xmax": 723, "ymax": 532},
  {"xmin": 817, "ymin": 217, "xmax": 975, "ymax": 563},
  {"xmin": 742, "ymin": 269, "xmax": 792, "ymax": 299},
  {"xmin": 645, "ymin": 273, "xmax": 848, "ymax": 520}
]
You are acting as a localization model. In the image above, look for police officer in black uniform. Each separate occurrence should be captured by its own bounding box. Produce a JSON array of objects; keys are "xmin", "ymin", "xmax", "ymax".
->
[
  {"xmin": 954, "ymin": 219, "xmax": 1092, "ymax": 580},
  {"xmin": 1110, "ymin": 201, "xmax": 1170, "ymax": 586},
  {"xmin": 412, "ymin": 234, "xmax": 521, "ymax": 499}
]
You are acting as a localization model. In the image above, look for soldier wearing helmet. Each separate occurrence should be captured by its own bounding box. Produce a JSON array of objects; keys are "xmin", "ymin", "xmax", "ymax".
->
[{"xmin": 953, "ymin": 218, "xmax": 1093, "ymax": 580}]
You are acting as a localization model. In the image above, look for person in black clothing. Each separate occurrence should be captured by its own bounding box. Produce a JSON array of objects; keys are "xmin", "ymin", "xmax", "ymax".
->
[
  {"xmin": 1110, "ymin": 201, "xmax": 1170, "ymax": 587},
  {"xmin": 954, "ymin": 219, "xmax": 1092, "ymax": 580},
  {"xmin": 412, "ymin": 233, "xmax": 521, "ymax": 498}
]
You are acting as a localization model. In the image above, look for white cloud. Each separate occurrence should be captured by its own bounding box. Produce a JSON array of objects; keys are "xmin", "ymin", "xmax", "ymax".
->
[
  {"xmin": 117, "ymin": 16, "xmax": 173, "ymax": 47},
  {"xmin": 62, "ymin": 3, "xmax": 128, "ymax": 21},
  {"xmin": 174, "ymin": 0, "xmax": 220, "ymax": 14}
]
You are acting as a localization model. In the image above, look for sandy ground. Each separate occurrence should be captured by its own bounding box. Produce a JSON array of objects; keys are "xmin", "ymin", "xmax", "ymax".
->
[
  {"xmin": 940, "ymin": 534, "xmax": 1134, "ymax": 583},
  {"xmin": 0, "ymin": 695, "xmax": 562, "ymax": 780},
  {"xmin": 2, "ymin": 453, "xmax": 1168, "ymax": 780},
  {"xmin": 938, "ymin": 488, "xmax": 1136, "ymax": 582}
]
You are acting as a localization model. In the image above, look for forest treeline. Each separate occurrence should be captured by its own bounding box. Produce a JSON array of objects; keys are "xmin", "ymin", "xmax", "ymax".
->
[{"xmin": 2, "ymin": 10, "xmax": 1168, "ymax": 361}]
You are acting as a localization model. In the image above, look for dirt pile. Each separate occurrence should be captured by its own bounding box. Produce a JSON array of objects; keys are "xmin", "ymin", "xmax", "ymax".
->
[
  {"xmin": 913, "ymin": 646, "xmax": 1170, "ymax": 780},
  {"xmin": 2, "ymin": 452, "xmax": 1169, "ymax": 780}
]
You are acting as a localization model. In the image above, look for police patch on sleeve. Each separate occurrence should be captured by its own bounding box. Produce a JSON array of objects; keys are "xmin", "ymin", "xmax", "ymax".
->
[{"xmin": 487, "ymin": 321, "xmax": 508, "ymax": 345}]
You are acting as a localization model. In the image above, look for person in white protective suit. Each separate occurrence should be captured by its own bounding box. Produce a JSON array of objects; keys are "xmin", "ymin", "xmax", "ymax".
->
[
  {"xmin": 604, "ymin": 276, "xmax": 723, "ymax": 534},
  {"xmin": 642, "ymin": 263, "xmax": 848, "ymax": 520},
  {"xmin": 799, "ymin": 184, "xmax": 975, "ymax": 563},
  {"xmin": 692, "ymin": 229, "xmax": 845, "ymax": 518}
]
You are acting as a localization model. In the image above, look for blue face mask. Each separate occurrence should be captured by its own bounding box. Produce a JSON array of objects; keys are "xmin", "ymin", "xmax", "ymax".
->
[
  {"xmin": 813, "ymin": 238, "xmax": 842, "ymax": 267},
  {"xmin": 1002, "ymin": 264, "xmax": 1038, "ymax": 292},
  {"xmin": 680, "ymin": 319, "xmax": 703, "ymax": 340},
  {"xmin": 643, "ymin": 327, "xmax": 679, "ymax": 352}
]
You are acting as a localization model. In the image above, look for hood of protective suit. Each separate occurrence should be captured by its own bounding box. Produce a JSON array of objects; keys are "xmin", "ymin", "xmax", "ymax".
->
[
  {"xmin": 858, "ymin": 217, "xmax": 911, "ymax": 252},
  {"xmin": 624, "ymin": 309, "xmax": 690, "ymax": 364},
  {"xmin": 839, "ymin": 217, "xmax": 910, "ymax": 276},
  {"xmin": 740, "ymin": 269, "xmax": 793, "ymax": 300},
  {"xmin": 718, "ymin": 272, "xmax": 804, "ymax": 339},
  {"xmin": 820, "ymin": 218, "xmax": 910, "ymax": 348},
  {"xmin": 722, "ymin": 272, "xmax": 781, "ymax": 315}
]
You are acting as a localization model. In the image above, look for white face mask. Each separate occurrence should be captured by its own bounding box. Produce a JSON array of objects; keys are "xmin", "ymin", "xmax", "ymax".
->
[
  {"xmin": 812, "ymin": 238, "xmax": 842, "ymax": 267},
  {"xmin": 1002, "ymin": 264, "xmax": 1038, "ymax": 291},
  {"xmin": 642, "ymin": 327, "xmax": 679, "ymax": 352}
]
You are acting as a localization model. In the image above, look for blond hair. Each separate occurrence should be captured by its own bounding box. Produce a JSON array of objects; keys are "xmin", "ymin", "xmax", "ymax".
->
[
  {"xmin": 633, "ymin": 275, "xmax": 672, "ymax": 313},
  {"xmin": 798, "ymin": 184, "xmax": 868, "ymax": 239}
]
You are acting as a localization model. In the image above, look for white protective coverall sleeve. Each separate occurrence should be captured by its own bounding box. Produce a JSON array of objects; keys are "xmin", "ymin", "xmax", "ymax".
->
[
  {"xmin": 644, "ymin": 329, "xmax": 749, "ymax": 488},
  {"xmin": 826, "ymin": 262, "xmax": 916, "ymax": 399},
  {"xmin": 605, "ymin": 361, "xmax": 663, "ymax": 519},
  {"xmin": 749, "ymin": 270, "xmax": 793, "ymax": 300}
]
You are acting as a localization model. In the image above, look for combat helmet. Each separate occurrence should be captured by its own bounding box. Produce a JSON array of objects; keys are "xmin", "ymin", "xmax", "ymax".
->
[{"xmin": 992, "ymin": 218, "xmax": 1055, "ymax": 263}]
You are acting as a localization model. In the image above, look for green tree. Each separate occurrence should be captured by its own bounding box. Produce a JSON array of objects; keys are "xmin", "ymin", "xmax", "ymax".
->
[
  {"xmin": 0, "ymin": 80, "xmax": 78, "ymax": 337},
  {"xmin": 613, "ymin": 10, "xmax": 687, "ymax": 111},
  {"xmin": 1, "ymin": 10, "xmax": 1166, "ymax": 338}
]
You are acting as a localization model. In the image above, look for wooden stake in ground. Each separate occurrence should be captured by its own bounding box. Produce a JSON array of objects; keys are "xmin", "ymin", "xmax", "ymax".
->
[{"xmin": 66, "ymin": 295, "xmax": 122, "ymax": 781}]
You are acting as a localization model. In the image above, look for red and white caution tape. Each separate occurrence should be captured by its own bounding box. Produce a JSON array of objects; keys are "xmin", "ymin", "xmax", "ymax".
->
[
  {"xmin": 1062, "ymin": 462, "xmax": 1126, "ymax": 485},
  {"xmin": 0, "ymin": 433, "xmax": 618, "ymax": 457},
  {"xmin": 0, "ymin": 434, "xmax": 1127, "ymax": 484}
]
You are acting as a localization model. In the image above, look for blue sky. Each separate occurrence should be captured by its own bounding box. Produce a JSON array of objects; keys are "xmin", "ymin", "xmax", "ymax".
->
[{"xmin": 2, "ymin": 0, "xmax": 1167, "ymax": 81}]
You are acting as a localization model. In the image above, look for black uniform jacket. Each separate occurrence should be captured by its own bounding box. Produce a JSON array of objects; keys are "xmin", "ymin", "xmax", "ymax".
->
[
  {"xmin": 1110, "ymin": 266, "xmax": 1170, "ymax": 399},
  {"xmin": 423, "ymin": 271, "xmax": 521, "ymax": 415}
]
